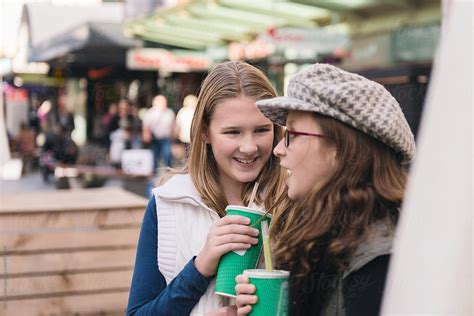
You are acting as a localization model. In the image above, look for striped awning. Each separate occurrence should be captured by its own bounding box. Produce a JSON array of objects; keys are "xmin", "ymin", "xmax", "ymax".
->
[{"xmin": 124, "ymin": 0, "xmax": 332, "ymax": 50}]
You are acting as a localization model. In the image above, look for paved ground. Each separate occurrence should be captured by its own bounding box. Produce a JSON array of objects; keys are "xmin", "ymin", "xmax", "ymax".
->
[{"xmin": 0, "ymin": 170, "xmax": 123, "ymax": 194}]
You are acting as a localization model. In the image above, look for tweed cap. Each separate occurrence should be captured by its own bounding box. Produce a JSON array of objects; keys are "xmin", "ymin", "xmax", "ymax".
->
[{"xmin": 256, "ymin": 63, "xmax": 415, "ymax": 163}]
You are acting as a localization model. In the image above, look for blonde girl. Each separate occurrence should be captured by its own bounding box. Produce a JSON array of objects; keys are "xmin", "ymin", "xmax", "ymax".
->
[{"xmin": 127, "ymin": 61, "xmax": 285, "ymax": 315}]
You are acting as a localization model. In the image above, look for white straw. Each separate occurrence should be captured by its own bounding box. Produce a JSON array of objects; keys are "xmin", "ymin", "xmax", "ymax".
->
[{"xmin": 248, "ymin": 181, "xmax": 259, "ymax": 208}]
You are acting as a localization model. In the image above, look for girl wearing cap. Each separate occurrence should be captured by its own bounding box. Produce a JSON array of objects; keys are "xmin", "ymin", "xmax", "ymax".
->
[
  {"xmin": 235, "ymin": 63, "xmax": 415, "ymax": 315},
  {"xmin": 126, "ymin": 61, "xmax": 285, "ymax": 315}
]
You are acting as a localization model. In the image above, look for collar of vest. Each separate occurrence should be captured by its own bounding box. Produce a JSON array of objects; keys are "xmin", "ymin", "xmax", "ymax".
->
[
  {"xmin": 343, "ymin": 220, "xmax": 395, "ymax": 278},
  {"xmin": 152, "ymin": 173, "xmax": 216, "ymax": 215}
]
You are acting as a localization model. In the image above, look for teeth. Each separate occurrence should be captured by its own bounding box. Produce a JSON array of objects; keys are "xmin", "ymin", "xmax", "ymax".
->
[{"xmin": 235, "ymin": 158, "xmax": 257, "ymax": 164}]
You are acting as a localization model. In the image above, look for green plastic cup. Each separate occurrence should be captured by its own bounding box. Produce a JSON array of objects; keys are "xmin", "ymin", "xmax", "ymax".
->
[
  {"xmin": 215, "ymin": 205, "xmax": 271, "ymax": 298},
  {"xmin": 243, "ymin": 269, "xmax": 290, "ymax": 316}
]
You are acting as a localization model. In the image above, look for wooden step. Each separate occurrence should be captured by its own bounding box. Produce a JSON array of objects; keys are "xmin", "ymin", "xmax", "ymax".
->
[{"xmin": 0, "ymin": 187, "xmax": 149, "ymax": 316}]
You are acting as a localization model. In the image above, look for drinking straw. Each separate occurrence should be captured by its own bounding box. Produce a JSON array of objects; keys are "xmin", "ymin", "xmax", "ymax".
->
[
  {"xmin": 248, "ymin": 181, "xmax": 259, "ymax": 208},
  {"xmin": 251, "ymin": 190, "xmax": 287, "ymax": 228},
  {"xmin": 261, "ymin": 220, "xmax": 273, "ymax": 272}
]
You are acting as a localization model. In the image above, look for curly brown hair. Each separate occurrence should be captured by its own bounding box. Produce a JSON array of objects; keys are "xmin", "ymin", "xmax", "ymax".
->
[{"xmin": 270, "ymin": 113, "xmax": 407, "ymax": 313}]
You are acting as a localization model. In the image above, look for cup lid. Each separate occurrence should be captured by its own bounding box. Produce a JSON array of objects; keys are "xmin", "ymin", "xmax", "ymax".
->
[
  {"xmin": 225, "ymin": 205, "xmax": 272, "ymax": 218},
  {"xmin": 243, "ymin": 269, "xmax": 289, "ymax": 278}
]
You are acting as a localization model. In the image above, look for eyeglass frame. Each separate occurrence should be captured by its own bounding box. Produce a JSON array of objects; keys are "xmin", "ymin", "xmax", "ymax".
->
[{"xmin": 284, "ymin": 129, "xmax": 325, "ymax": 147}]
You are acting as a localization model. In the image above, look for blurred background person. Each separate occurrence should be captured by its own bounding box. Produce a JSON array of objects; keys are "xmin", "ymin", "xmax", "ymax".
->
[
  {"xmin": 101, "ymin": 102, "xmax": 118, "ymax": 147},
  {"xmin": 107, "ymin": 98, "xmax": 134, "ymax": 167},
  {"xmin": 109, "ymin": 119, "xmax": 131, "ymax": 170},
  {"xmin": 173, "ymin": 94, "xmax": 198, "ymax": 164},
  {"xmin": 40, "ymin": 125, "xmax": 78, "ymax": 183},
  {"xmin": 175, "ymin": 94, "xmax": 197, "ymax": 145},
  {"xmin": 28, "ymin": 99, "xmax": 41, "ymax": 136},
  {"xmin": 57, "ymin": 104, "xmax": 75, "ymax": 137},
  {"xmin": 109, "ymin": 98, "xmax": 134, "ymax": 137},
  {"xmin": 16, "ymin": 122, "xmax": 37, "ymax": 173},
  {"xmin": 142, "ymin": 95, "xmax": 175, "ymax": 171},
  {"xmin": 129, "ymin": 102, "xmax": 143, "ymax": 149},
  {"xmin": 37, "ymin": 100, "xmax": 53, "ymax": 134}
]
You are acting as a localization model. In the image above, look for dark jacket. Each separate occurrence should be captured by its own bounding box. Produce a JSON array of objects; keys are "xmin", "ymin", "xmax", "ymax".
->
[{"xmin": 291, "ymin": 222, "xmax": 394, "ymax": 316}]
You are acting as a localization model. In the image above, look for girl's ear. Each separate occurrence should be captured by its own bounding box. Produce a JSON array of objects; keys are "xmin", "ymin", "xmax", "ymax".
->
[
  {"xmin": 330, "ymin": 148, "xmax": 338, "ymax": 169},
  {"xmin": 201, "ymin": 128, "xmax": 209, "ymax": 144}
]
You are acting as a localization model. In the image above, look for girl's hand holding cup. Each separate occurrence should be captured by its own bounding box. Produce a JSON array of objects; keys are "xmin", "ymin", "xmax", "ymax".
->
[
  {"xmin": 195, "ymin": 215, "xmax": 260, "ymax": 277},
  {"xmin": 235, "ymin": 274, "xmax": 257, "ymax": 315}
]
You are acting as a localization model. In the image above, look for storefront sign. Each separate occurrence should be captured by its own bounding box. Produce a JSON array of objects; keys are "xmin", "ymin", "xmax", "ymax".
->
[
  {"xmin": 259, "ymin": 27, "xmax": 350, "ymax": 56},
  {"xmin": 228, "ymin": 39, "xmax": 274, "ymax": 61},
  {"xmin": 4, "ymin": 85, "xmax": 29, "ymax": 136},
  {"xmin": 127, "ymin": 48, "xmax": 212, "ymax": 72},
  {"xmin": 341, "ymin": 33, "xmax": 392, "ymax": 69},
  {"xmin": 121, "ymin": 149, "xmax": 153, "ymax": 176},
  {"xmin": 391, "ymin": 23, "xmax": 440, "ymax": 62}
]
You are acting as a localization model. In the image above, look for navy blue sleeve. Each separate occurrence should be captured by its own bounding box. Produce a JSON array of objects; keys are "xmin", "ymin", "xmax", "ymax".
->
[
  {"xmin": 343, "ymin": 254, "xmax": 390, "ymax": 316},
  {"xmin": 126, "ymin": 198, "xmax": 213, "ymax": 315}
]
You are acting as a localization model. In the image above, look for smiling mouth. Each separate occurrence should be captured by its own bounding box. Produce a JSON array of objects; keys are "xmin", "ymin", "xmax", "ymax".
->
[{"xmin": 234, "ymin": 157, "xmax": 258, "ymax": 164}]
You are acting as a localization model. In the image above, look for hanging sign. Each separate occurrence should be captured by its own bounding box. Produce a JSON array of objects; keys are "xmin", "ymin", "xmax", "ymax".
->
[{"xmin": 127, "ymin": 48, "xmax": 212, "ymax": 72}]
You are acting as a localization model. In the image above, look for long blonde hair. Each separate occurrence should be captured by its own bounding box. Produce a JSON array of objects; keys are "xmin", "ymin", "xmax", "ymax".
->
[{"xmin": 179, "ymin": 61, "xmax": 285, "ymax": 217}]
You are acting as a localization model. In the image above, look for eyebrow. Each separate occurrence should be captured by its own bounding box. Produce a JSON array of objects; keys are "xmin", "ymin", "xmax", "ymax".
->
[{"xmin": 221, "ymin": 124, "xmax": 273, "ymax": 130}]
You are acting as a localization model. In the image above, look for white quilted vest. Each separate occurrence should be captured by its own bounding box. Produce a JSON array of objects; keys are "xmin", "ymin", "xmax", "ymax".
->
[{"xmin": 152, "ymin": 174, "xmax": 226, "ymax": 315}]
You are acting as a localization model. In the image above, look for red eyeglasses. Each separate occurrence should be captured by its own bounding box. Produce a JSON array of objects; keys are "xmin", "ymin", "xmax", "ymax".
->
[{"xmin": 284, "ymin": 129, "xmax": 325, "ymax": 147}]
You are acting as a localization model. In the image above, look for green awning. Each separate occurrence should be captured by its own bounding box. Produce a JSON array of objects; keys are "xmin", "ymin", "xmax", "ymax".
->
[
  {"xmin": 220, "ymin": 0, "xmax": 330, "ymax": 26},
  {"xmin": 124, "ymin": 0, "xmax": 331, "ymax": 50}
]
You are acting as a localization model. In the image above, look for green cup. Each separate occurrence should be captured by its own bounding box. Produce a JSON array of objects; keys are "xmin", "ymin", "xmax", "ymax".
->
[
  {"xmin": 215, "ymin": 205, "xmax": 271, "ymax": 298},
  {"xmin": 243, "ymin": 269, "xmax": 290, "ymax": 316}
]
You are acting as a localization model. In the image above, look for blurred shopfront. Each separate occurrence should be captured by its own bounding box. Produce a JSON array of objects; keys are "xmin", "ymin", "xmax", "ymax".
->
[
  {"xmin": 10, "ymin": 2, "xmax": 150, "ymax": 146},
  {"xmin": 126, "ymin": 47, "xmax": 211, "ymax": 111},
  {"xmin": 7, "ymin": 0, "xmax": 442, "ymax": 146},
  {"xmin": 122, "ymin": 0, "xmax": 335, "ymax": 106},
  {"xmin": 123, "ymin": 0, "xmax": 441, "ymax": 138}
]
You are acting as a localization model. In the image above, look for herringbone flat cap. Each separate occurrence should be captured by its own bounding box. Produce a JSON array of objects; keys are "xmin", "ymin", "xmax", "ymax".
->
[{"xmin": 256, "ymin": 63, "xmax": 416, "ymax": 163}]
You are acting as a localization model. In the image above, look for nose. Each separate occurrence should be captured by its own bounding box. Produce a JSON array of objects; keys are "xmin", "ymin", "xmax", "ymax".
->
[
  {"xmin": 239, "ymin": 134, "xmax": 258, "ymax": 154},
  {"xmin": 273, "ymin": 138, "xmax": 285, "ymax": 158}
]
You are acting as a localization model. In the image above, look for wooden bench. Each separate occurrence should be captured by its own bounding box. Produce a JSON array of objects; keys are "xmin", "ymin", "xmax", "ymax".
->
[
  {"xmin": 53, "ymin": 165, "xmax": 151, "ymax": 197},
  {"xmin": 53, "ymin": 165, "xmax": 123, "ymax": 189},
  {"xmin": 0, "ymin": 187, "xmax": 148, "ymax": 315}
]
